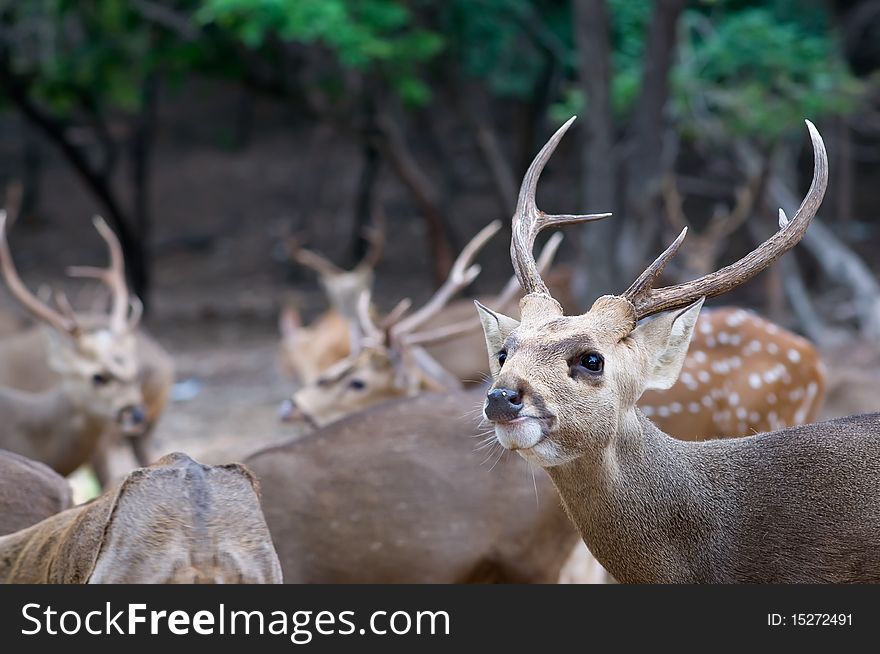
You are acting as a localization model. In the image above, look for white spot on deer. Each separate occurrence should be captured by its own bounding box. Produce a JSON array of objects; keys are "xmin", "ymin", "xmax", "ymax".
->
[
  {"xmin": 749, "ymin": 411, "xmax": 760, "ymax": 423},
  {"xmin": 693, "ymin": 351, "xmax": 707, "ymax": 363},
  {"xmin": 642, "ymin": 406, "xmax": 655, "ymax": 417},
  {"xmin": 711, "ymin": 361, "xmax": 729, "ymax": 374},
  {"xmin": 726, "ymin": 312, "xmax": 746, "ymax": 327},
  {"xmin": 790, "ymin": 387, "xmax": 804, "ymax": 402},
  {"xmin": 738, "ymin": 421, "xmax": 748, "ymax": 433},
  {"xmin": 747, "ymin": 340, "xmax": 762, "ymax": 354},
  {"xmin": 706, "ymin": 336, "xmax": 717, "ymax": 348},
  {"xmin": 736, "ymin": 407, "xmax": 747, "ymax": 420},
  {"xmin": 729, "ymin": 334, "xmax": 742, "ymax": 346},
  {"xmin": 729, "ymin": 392, "xmax": 740, "ymax": 406},
  {"xmin": 701, "ymin": 395, "xmax": 713, "ymax": 407},
  {"xmin": 689, "ymin": 402, "xmax": 700, "ymax": 413},
  {"xmin": 762, "ymin": 370, "xmax": 776, "ymax": 384},
  {"xmin": 670, "ymin": 402, "xmax": 683, "ymax": 414},
  {"xmin": 767, "ymin": 342, "xmax": 779, "ymax": 355},
  {"xmin": 700, "ymin": 321, "xmax": 713, "ymax": 335},
  {"xmin": 698, "ymin": 370, "xmax": 711, "ymax": 383},
  {"xmin": 749, "ymin": 373, "xmax": 762, "ymax": 389},
  {"xmin": 728, "ymin": 356, "xmax": 742, "ymax": 368},
  {"xmin": 718, "ymin": 332, "xmax": 731, "ymax": 345},
  {"xmin": 766, "ymin": 323, "xmax": 779, "ymax": 334},
  {"xmin": 787, "ymin": 349, "xmax": 801, "ymax": 363},
  {"xmin": 768, "ymin": 411, "xmax": 778, "ymax": 426},
  {"xmin": 681, "ymin": 372, "xmax": 696, "ymax": 388},
  {"xmin": 658, "ymin": 406, "xmax": 670, "ymax": 418}
]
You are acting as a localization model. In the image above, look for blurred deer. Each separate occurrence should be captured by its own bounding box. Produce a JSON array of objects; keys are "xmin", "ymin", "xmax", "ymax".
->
[
  {"xmin": 0, "ymin": 453, "xmax": 282, "ymax": 583},
  {"xmin": 248, "ymin": 389, "xmax": 577, "ymax": 583},
  {"xmin": 0, "ymin": 211, "xmax": 173, "ymax": 483},
  {"xmin": 0, "ymin": 449, "xmax": 72, "ymax": 536},
  {"xmin": 281, "ymin": 223, "xmax": 566, "ymax": 427},
  {"xmin": 279, "ymin": 223, "xmax": 384, "ymax": 385}
]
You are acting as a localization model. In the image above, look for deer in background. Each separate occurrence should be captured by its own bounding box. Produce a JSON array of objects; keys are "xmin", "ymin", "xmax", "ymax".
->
[
  {"xmin": 279, "ymin": 223, "xmax": 384, "ymax": 385},
  {"xmin": 479, "ymin": 117, "xmax": 880, "ymax": 583},
  {"xmin": 0, "ymin": 211, "xmax": 173, "ymax": 482},
  {"xmin": 0, "ymin": 452, "xmax": 282, "ymax": 583},
  {"xmin": 0, "ymin": 449, "xmax": 72, "ymax": 536},
  {"xmin": 248, "ymin": 388, "xmax": 578, "ymax": 583},
  {"xmin": 282, "ymin": 224, "xmax": 563, "ymax": 427}
]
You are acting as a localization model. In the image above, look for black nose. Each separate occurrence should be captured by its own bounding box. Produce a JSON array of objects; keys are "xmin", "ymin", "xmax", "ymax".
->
[
  {"xmin": 485, "ymin": 387, "xmax": 523, "ymax": 422},
  {"xmin": 130, "ymin": 406, "xmax": 146, "ymax": 425}
]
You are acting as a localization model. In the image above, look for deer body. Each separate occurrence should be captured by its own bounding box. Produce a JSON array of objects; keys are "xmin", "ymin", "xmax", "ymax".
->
[
  {"xmin": 247, "ymin": 388, "xmax": 577, "ymax": 583},
  {"xmin": 0, "ymin": 449, "xmax": 72, "ymax": 536},
  {"xmin": 0, "ymin": 453, "xmax": 282, "ymax": 583},
  {"xmin": 477, "ymin": 118, "xmax": 879, "ymax": 583},
  {"xmin": 549, "ymin": 411, "xmax": 880, "ymax": 583}
]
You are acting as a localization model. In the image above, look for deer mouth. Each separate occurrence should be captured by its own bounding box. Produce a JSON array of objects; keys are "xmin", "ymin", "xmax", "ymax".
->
[
  {"xmin": 278, "ymin": 398, "xmax": 317, "ymax": 428},
  {"xmin": 493, "ymin": 415, "xmax": 552, "ymax": 451}
]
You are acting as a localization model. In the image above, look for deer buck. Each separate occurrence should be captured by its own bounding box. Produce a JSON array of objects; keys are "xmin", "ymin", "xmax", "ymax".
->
[
  {"xmin": 279, "ymin": 223, "xmax": 384, "ymax": 385},
  {"xmin": 477, "ymin": 117, "xmax": 880, "ymax": 583},
  {"xmin": 0, "ymin": 449, "xmax": 72, "ymax": 536},
  {"xmin": 0, "ymin": 452, "xmax": 282, "ymax": 583},
  {"xmin": 0, "ymin": 211, "xmax": 173, "ymax": 482},
  {"xmin": 247, "ymin": 388, "xmax": 578, "ymax": 583},
  {"xmin": 282, "ymin": 226, "xmax": 563, "ymax": 427}
]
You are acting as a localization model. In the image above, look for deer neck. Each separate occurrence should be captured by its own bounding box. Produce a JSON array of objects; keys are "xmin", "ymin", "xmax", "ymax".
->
[{"xmin": 546, "ymin": 409, "xmax": 721, "ymax": 583}]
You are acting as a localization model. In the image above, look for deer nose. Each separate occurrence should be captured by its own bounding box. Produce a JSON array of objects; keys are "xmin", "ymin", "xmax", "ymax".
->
[
  {"xmin": 118, "ymin": 405, "xmax": 147, "ymax": 434},
  {"xmin": 485, "ymin": 387, "xmax": 523, "ymax": 423}
]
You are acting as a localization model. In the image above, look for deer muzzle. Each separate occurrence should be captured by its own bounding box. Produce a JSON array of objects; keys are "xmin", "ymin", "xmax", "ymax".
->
[{"xmin": 118, "ymin": 405, "xmax": 147, "ymax": 435}]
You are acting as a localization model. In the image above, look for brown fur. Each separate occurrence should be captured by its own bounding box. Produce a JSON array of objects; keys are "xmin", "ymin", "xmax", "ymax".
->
[
  {"xmin": 246, "ymin": 388, "xmax": 577, "ymax": 583},
  {"xmin": 0, "ymin": 453, "xmax": 282, "ymax": 583},
  {"xmin": 0, "ymin": 449, "xmax": 72, "ymax": 536}
]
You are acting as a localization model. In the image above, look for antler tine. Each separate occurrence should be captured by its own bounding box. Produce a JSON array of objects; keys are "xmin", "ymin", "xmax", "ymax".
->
[
  {"xmin": 355, "ymin": 290, "xmax": 383, "ymax": 347},
  {"xmin": 403, "ymin": 232, "xmax": 565, "ymax": 348},
  {"xmin": 391, "ymin": 220, "xmax": 501, "ymax": 337},
  {"xmin": 624, "ymin": 120, "xmax": 827, "ymax": 320},
  {"xmin": 511, "ymin": 116, "xmax": 611, "ymax": 297},
  {"xmin": 379, "ymin": 297, "xmax": 412, "ymax": 332},
  {"xmin": 77, "ymin": 216, "xmax": 131, "ymax": 334},
  {"xmin": 4, "ymin": 180, "xmax": 22, "ymax": 227},
  {"xmin": 0, "ymin": 211, "xmax": 79, "ymax": 335},
  {"xmin": 288, "ymin": 237, "xmax": 344, "ymax": 278},
  {"xmin": 355, "ymin": 209, "xmax": 386, "ymax": 273},
  {"xmin": 127, "ymin": 295, "xmax": 144, "ymax": 331}
]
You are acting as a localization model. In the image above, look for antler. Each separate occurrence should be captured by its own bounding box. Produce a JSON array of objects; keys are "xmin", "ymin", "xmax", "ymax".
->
[
  {"xmin": 287, "ymin": 238, "xmax": 344, "ymax": 278},
  {"xmin": 67, "ymin": 216, "xmax": 139, "ymax": 333},
  {"xmin": 0, "ymin": 210, "xmax": 80, "ymax": 335},
  {"xmin": 623, "ymin": 120, "xmax": 827, "ymax": 320},
  {"xmin": 511, "ymin": 116, "xmax": 610, "ymax": 297},
  {"xmin": 402, "ymin": 231, "xmax": 565, "ymax": 347},
  {"xmin": 354, "ymin": 211, "xmax": 385, "ymax": 274},
  {"xmin": 391, "ymin": 220, "xmax": 501, "ymax": 337}
]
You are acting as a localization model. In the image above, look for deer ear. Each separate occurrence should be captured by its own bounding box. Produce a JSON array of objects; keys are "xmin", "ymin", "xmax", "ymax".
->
[
  {"xmin": 631, "ymin": 297, "xmax": 704, "ymax": 392},
  {"xmin": 475, "ymin": 300, "xmax": 519, "ymax": 377}
]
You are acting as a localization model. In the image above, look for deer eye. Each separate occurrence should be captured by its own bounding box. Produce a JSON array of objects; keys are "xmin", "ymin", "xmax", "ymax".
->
[
  {"xmin": 575, "ymin": 352, "xmax": 604, "ymax": 374},
  {"xmin": 497, "ymin": 350, "xmax": 507, "ymax": 367},
  {"xmin": 348, "ymin": 379, "xmax": 366, "ymax": 391},
  {"xmin": 92, "ymin": 373, "xmax": 111, "ymax": 387}
]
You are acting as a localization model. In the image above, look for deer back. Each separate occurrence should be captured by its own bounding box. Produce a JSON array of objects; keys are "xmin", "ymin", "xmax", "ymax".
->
[
  {"xmin": 0, "ymin": 452, "xmax": 282, "ymax": 583},
  {"xmin": 0, "ymin": 449, "xmax": 72, "ymax": 536},
  {"xmin": 247, "ymin": 388, "xmax": 576, "ymax": 583}
]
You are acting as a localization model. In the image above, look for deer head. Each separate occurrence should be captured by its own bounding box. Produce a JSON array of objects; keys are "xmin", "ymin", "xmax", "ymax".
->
[
  {"xmin": 477, "ymin": 117, "xmax": 827, "ymax": 468},
  {"xmin": 0, "ymin": 212, "xmax": 146, "ymax": 435},
  {"xmin": 282, "ymin": 220, "xmax": 505, "ymax": 427}
]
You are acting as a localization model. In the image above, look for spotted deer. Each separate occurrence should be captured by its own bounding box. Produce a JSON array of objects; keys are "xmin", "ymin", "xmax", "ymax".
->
[
  {"xmin": 0, "ymin": 212, "xmax": 170, "ymax": 480},
  {"xmin": 0, "ymin": 453, "xmax": 282, "ymax": 583},
  {"xmin": 282, "ymin": 226, "xmax": 563, "ymax": 427},
  {"xmin": 479, "ymin": 118, "xmax": 880, "ymax": 583}
]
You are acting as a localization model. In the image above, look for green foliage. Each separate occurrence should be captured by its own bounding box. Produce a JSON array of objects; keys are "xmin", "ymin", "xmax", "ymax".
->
[
  {"xmin": 197, "ymin": 0, "xmax": 444, "ymax": 104},
  {"xmin": 673, "ymin": 4, "xmax": 862, "ymax": 142}
]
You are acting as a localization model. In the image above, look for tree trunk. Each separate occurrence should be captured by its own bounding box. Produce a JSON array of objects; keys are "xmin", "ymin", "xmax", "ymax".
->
[
  {"xmin": 573, "ymin": 0, "xmax": 619, "ymax": 305},
  {"xmin": 618, "ymin": 0, "xmax": 687, "ymax": 280}
]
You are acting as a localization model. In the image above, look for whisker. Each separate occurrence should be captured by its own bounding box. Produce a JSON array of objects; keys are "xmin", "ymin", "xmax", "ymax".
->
[
  {"xmin": 530, "ymin": 463, "xmax": 540, "ymax": 509},
  {"xmin": 488, "ymin": 446, "xmax": 506, "ymax": 472}
]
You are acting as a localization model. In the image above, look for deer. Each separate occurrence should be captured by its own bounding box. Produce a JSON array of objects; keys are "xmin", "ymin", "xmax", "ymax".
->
[
  {"xmin": 477, "ymin": 117, "xmax": 880, "ymax": 583},
  {"xmin": 0, "ymin": 452, "xmax": 283, "ymax": 583},
  {"xmin": 279, "ymin": 223, "xmax": 385, "ymax": 385},
  {"xmin": 0, "ymin": 449, "xmax": 72, "ymax": 536},
  {"xmin": 282, "ymin": 228, "xmax": 564, "ymax": 427},
  {"xmin": 247, "ymin": 388, "xmax": 578, "ymax": 583},
  {"xmin": 0, "ymin": 211, "xmax": 172, "ymax": 481}
]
